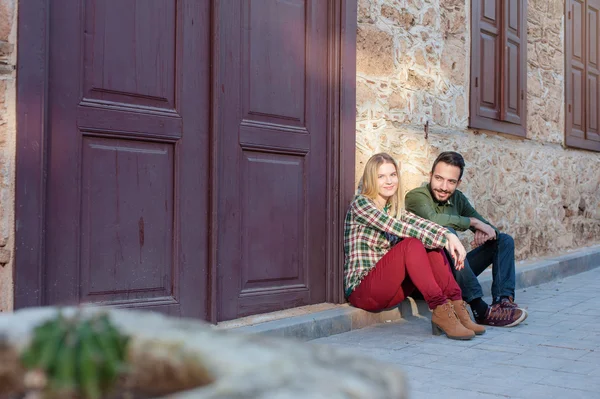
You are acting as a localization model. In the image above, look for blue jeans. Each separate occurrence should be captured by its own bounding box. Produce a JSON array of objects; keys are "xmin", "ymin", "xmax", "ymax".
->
[{"xmin": 446, "ymin": 228, "xmax": 516, "ymax": 303}]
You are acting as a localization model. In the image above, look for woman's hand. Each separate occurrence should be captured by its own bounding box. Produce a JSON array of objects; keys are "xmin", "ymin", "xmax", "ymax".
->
[{"xmin": 445, "ymin": 233, "xmax": 466, "ymax": 270}]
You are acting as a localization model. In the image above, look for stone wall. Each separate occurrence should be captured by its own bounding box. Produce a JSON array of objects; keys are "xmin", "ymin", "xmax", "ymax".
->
[
  {"xmin": 0, "ymin": 0, "xmax": 15, "ymax": 312},
  {"xmin": 356, "ymin": 0, "xmax": 600, "ymax": 260}
]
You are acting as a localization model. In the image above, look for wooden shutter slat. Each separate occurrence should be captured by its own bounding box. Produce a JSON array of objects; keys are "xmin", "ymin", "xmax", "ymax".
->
[
  {"xmin": 502, "ymin": 0, "xmax": 524, "ymax": 125},
  {"xmin": 470, "ymin": 0, "xmax": 502, "ymax": 122},
  {"xmin": 480, "ymin": 27, "xmax": 501, "ymax": 119},
  {"xmin": 566, "ymin": 0, "xmax": 587, "ymax": 143},
  {"xmin": 586, "ymin": 0, "xmax": 600, "ymax": 141},
  {"xmin": 480, "ymin": 0, "xmax": 501, "ymax": 120}
]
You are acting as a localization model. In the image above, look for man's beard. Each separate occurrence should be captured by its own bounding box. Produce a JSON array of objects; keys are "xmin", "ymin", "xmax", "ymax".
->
[{"xmin": 433, "ymin": 189, "xmax": 452, "ymax": 202}]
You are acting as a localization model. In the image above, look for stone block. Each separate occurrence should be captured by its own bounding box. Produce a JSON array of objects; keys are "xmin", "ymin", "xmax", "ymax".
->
[
  {"xmin": 421, "ymin": 7, "xmax": 436, "ymax": 26},
  {"xmin": 455, "ymin": 93, "xmax": 467, "ymax": 121},
  {"xmin": 0, "ymin": 248, "xmax": 9, "ymax": 264},
  {"xmin": 441, "ymin": 8, "xmax": 466, "ymax": 37},
  {"xmin": 381, "ymin": 5, "xmax": 415, "ymax": 29},
  {"xmin": 357, "ymin": 0, "xmax": 375, "ymax": 24},
  {"xmin": 356, "ymin": 81, "xmax": 377, "ymax": 108},
  {"xmin": 0, "ymin": 0, "xmax": 14, "ymax": 42},
  {"xmin": 0, "ymin": 62, "xmax": 14, "ymax": 75},
  {"xmin": 440, "ymin": 44, "xmax": 465, "ymax": 85},
  {"xmin": 356, "ymin": 25, "xmax": 395, "ymax": 76},
  {"xmin": 406, "ymin": 0, "xmax": 424, "ymax": 9},
  {"xmin": 440, "ymin": 0, "xmax": 464, "ymax": 11},
  {"xmin": 406, "ymin": 69, "xmax": 434, "ymax": 90},
  {"xmin": 414, "ymin": 49, "xmax": 427, "ymax": 67},
  {"xmin": 0, "ymin": 40, "xmax": 12, "ymax": 58},
  {"xmin": 388, "ymin": 90, "xmax": 408, "ymax": 110}
]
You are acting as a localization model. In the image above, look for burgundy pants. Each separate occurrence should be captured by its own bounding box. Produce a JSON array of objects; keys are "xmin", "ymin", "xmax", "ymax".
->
[{"xmin": 348, "ymin": 238, "xmax": 462, "ymax": 311}]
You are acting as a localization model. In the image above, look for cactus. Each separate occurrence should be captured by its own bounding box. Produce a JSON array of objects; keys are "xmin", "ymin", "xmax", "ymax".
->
[{"xmin": 20, "ymin": 311, "xmax": 130, "ymax": 399}]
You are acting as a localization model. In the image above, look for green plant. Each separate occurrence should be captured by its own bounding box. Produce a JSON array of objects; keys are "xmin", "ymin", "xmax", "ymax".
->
[{"xmin": 21, "ymin": 311, "xmax": 130, "ymax": 399}]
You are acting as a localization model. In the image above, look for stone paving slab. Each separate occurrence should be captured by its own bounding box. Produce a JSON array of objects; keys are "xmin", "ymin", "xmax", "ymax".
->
[{"xmin": 311, "ymin": 267, "xmax": 600, "ymax": 399}]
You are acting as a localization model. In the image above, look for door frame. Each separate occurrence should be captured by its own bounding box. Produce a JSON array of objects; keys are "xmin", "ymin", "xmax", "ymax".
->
[
  {"xmin": 14, "ymin": 0, "xmax": 356, "ymax": 318},
  {"xmin": 14, "ymin": 0, "xmax": 48, "ymax": 308},
  {"xmin": 324, "ymin": 0, "xmax": 357, "ymax": 307}
]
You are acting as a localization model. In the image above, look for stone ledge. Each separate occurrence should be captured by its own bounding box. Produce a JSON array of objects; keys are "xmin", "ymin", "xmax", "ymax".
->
[
  {"xmin": 225, "ymin": 244, "xmax": 600, "ymax": 341},
  {"xmin": 219, "ymin": 304, "xmax": 405, "ymax": 341}
]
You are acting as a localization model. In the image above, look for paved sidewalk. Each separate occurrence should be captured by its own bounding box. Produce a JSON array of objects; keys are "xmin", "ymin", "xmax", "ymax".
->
[{"xmin": 311, "ymin": 267, "xmax": 600, "ymax": 399}]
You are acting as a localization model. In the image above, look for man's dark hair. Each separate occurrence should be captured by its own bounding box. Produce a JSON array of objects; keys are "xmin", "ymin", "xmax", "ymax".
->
[{"xmin": 431, "ymin": 151, "xmax": 465, "ymax": 180}]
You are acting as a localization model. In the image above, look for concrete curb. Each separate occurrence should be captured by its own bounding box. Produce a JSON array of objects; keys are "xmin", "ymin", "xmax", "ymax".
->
[{"xmin": 224, "ymin": 244, "xmax": 600, "ymax": 341}]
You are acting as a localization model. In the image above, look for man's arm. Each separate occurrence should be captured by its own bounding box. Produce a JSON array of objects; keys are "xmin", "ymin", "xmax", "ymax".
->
[
  {"xmin": 459, "ymin": 194, "xmax": 499, "ymax": 238},
  {"xmin": 405, "ymin": 190, "xmax": 471, "ymax": 231}
]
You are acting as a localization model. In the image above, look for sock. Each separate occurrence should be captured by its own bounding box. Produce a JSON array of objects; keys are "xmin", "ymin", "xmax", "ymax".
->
[
  {"xmin": 493, "ymin": 295, "xmax": 512, "ymax": 304},
  {"xmin": 468, "ymin": 298, "xmax": 489, "ymax": 319}
]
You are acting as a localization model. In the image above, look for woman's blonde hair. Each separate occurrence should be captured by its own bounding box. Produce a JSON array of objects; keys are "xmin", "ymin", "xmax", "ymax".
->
[{"xmin": 359, "ymin": 152, "xmax": 400, "ymax": 217}]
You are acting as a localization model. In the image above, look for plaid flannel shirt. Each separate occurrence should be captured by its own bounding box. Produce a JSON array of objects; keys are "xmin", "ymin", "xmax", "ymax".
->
[{"xmin": 344, "ymin": 194, "xmax": 450, "ymax": 297}]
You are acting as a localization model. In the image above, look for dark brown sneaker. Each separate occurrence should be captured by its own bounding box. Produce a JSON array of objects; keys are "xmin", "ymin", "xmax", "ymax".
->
[
  {"xmin": 498, "ymin": 297, "xmax": 529, "ymax": 321},
  {"xmin": 499, "ymin": 296, "xmax": 519, "ymax": 309},
  {"xmin": 476, "ymin": 303, "xmax": 527, "ymax": 327}
]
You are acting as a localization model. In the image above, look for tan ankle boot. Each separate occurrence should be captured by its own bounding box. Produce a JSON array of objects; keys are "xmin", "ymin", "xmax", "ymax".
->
[
  {"xmin": 451, "ymin": 300, "xmax": 486, "ymax": 335},
  {"xmin": 431, "ymin": 302, "xmax": 475, "ymax": 340}
]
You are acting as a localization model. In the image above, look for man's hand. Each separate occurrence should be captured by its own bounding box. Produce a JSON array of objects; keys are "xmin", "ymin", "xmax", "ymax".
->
[
  {"xmin": 471, "ymin": 230, "xmax": 490, "ymax": 247},
  {"xmin": 469, "ymin": 218, "xmax": 497, "ymax": 247},
  {"xmin": 445, "ymin": 233, "xmax": 466, "ymax": 270}
]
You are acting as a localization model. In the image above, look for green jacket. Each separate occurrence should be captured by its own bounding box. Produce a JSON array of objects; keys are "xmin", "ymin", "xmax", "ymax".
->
[{"xmin": 404, "ymin": 184, "xmax": 499, "ymax": 236}]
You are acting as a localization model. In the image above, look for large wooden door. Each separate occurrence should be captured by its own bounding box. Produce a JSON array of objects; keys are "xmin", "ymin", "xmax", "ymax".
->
[
  {"xmin": 16, "ymin": 0, "xmax": 356, "ymax": 320},
  {"xmin": 40, "ymin": 0, "xmax": 210, "ymax": 317},
  {"xmin": 215, "ymin": 0, "xmax": 329, "ymax": 321}
]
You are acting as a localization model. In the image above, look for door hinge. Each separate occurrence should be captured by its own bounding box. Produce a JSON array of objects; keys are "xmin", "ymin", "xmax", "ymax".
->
[
  {"xmin": 568, "ymin": 11, "xmax": 571, "ymax": 19},
  {"xmin": 568, "ymin": 104, "xmax": 572, "ymax": 113},
  {"xmin": 521, "ymin": 90, "xmax": 524, "ymax": 100},
  {"xmin": 475, "ymin": 77, "xmax": 479, "ymax": 88}
]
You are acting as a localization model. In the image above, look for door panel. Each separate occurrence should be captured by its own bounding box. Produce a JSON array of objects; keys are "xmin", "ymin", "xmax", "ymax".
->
[
  {"xmin": 80, "ymin": 138, "xmax": 174, "ymax": 302},
  {"xmin": 44, "ymin": 0, "xmax": 209, "ymax": 317},
  {"xmin": 82, "ymin": 0, "xmax": 177, "ymax": 110},
  {"xmin": 240, "ymin": 152, "xmax": 305, "ymax": 291},
  {"xmin": 245, "ymin": 0, "xmax": 306, "ymax": 122},
  {"xmin": 217, "ymin": 0, "xmax": 328, "ymax": 321}
]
